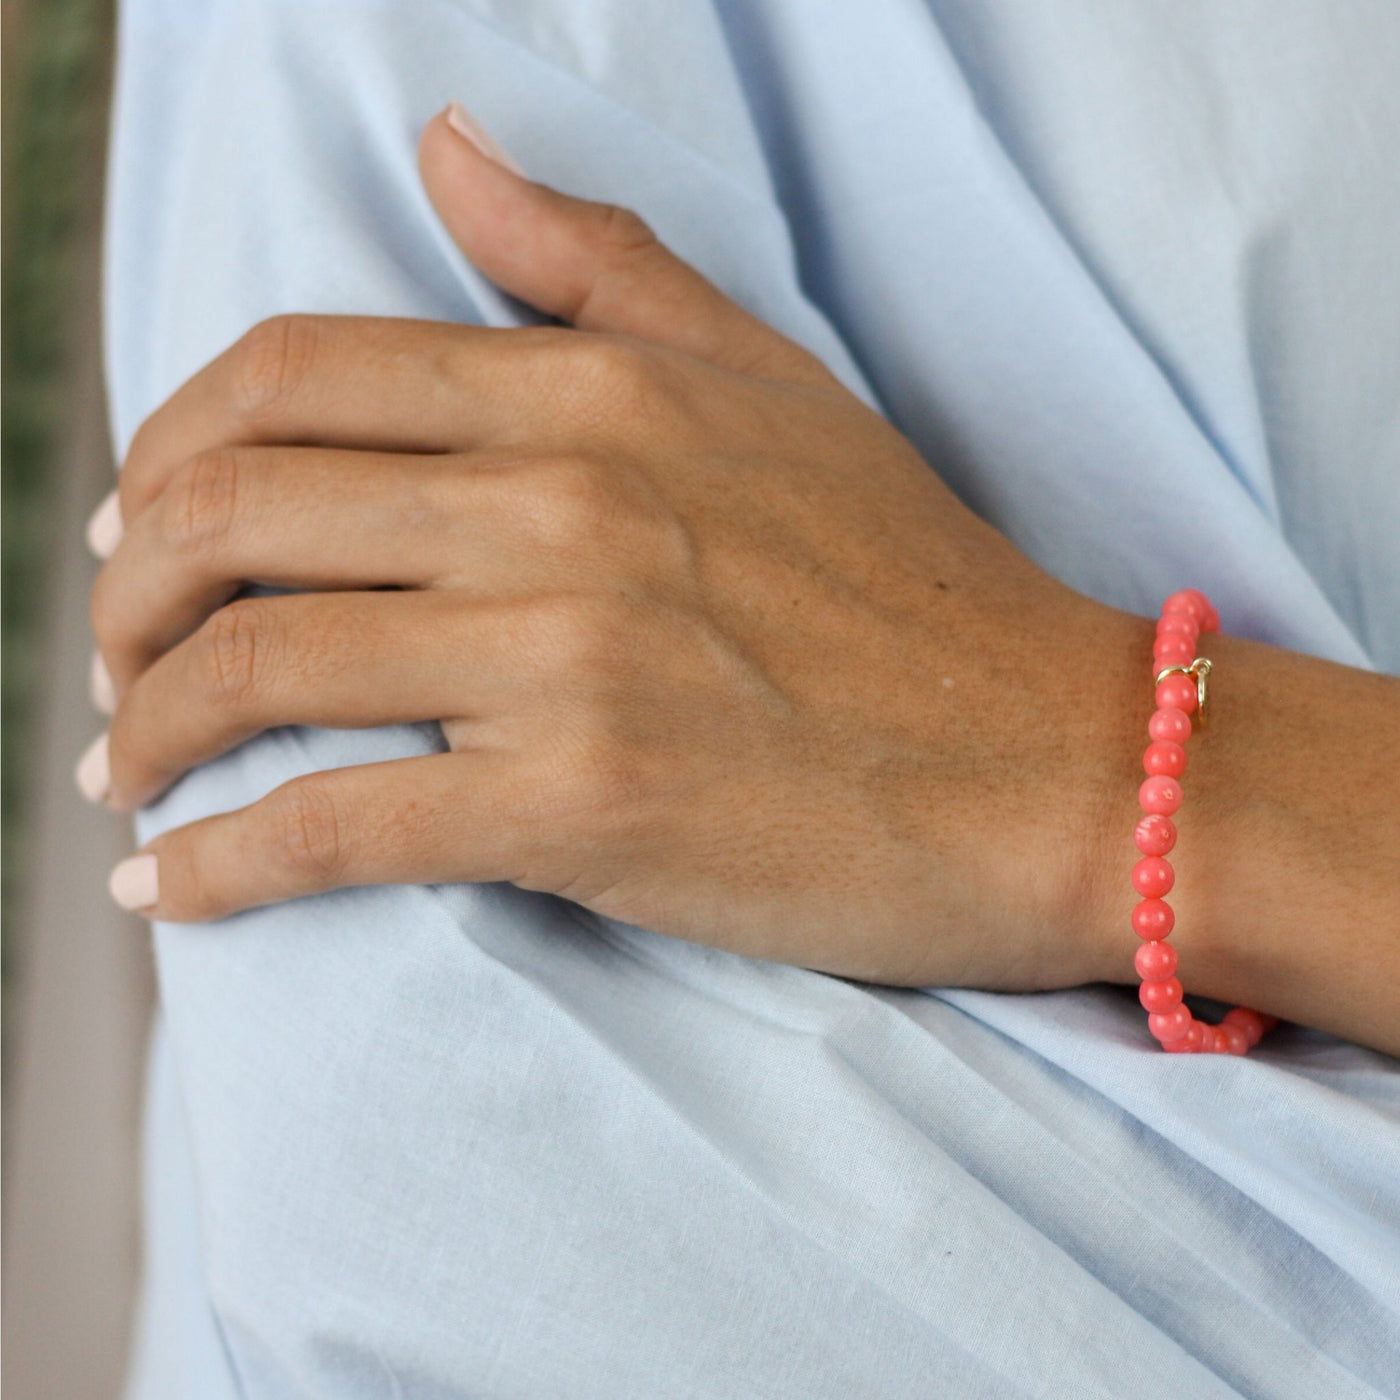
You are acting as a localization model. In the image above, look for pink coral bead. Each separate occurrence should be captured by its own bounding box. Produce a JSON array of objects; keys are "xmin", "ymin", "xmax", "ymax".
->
[
  {"xmin": 1131, "ymin": 898, "xmax": 1175, "ymax": 940},
  {"xmin": 1191, "ymin": 594, "xmax": 1221, "ymax": 633},
  {"xmin": 1191, "ymin": 1022, "xmax": 1218, "ymax": 1054},
  {"xmin": 1162, "ymin": 589, "xmax": 1208, "ymax": 625},
  {"xmin": 1218, "ymin": 1024, "xmax": 1250, "ymax": 1056},
  {"xmin": 1134, "ymin": 814, "xmax": 1177, "ymax": 856},
  {"xmin": 1222, "ymin": 1008, "xmax": 1266, "ymax": 1047},
  {"xmin": 1149, "ymin": 1005, "xmax": 1193, "ymax": 1043},
  {"xmin": 1139, "ymin": 775, "xmax": 1183, "ymax": 815},
  {"xmin": 1134, "ymin": 941, "xmax": 1178, "ymax": 980},
  {"xmin": 1157, "ymin": 613, "xmax": 1198, "ymax": 642},
  {"xmin": 1143, "ymin": 740, "xmax": 1187, "ymax": 778},
  {"xmin": 1153, "ymin": 636, "xmax": 1195, "ymax": 668},
  {"xmin": 1154, "ymin": 674, "xmax": 1198, "ymax": 713},
  {"xmin": 1132, "ymin": 856, "xmax": 1175, "ymax": 898},
  {"xmin": 1167, "ymin": 1021, "xmax": 1206, "ymax": 1053},
  {"xmin": 1148, "ymin": 707, "xmax": 1192, "ymax": 745},
  {"xmin": 1139, "ymin": 976, "xmax": 1183, "ymax": 1012}
]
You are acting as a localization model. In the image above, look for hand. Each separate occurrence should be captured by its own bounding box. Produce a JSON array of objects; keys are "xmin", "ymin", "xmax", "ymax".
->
[{"xmin": 80, "ymin": 103, "xmax": 1146, "ymax": 992}]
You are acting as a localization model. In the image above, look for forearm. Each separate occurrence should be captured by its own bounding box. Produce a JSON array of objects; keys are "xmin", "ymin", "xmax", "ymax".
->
[{"xmin": 1087, "ymin": 616, "xmax": 1400, "ymax": 1056}]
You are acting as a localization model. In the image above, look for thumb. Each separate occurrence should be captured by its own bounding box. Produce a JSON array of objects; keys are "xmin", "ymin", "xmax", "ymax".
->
[{"xmin": 417, "ymin": 102, "xmax": 831, "ymax": 386}]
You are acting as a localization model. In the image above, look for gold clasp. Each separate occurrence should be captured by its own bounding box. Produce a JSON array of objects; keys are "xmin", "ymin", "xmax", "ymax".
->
[{"xmin": 1154, "ymin": 657, "xmax": 1213, "ymax": 728}]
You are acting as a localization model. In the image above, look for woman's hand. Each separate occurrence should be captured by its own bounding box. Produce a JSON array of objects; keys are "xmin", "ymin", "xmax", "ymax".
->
[{"xmin": 80, "ymin": 104, "xmax": 1149, "ymax": 992}]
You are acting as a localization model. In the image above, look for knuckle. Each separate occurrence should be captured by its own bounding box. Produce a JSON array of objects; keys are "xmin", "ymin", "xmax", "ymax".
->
[
  {"xmin": 591, "ymin": 203, "xmax": 657, "ymax": 265},
  {"xmin": 163, "ymin": 448, "xmax": 242, "ymax": 554},
  {"xmin": 525, "ymin": 457, "xmax": 689, "ymax": 578},
  {"xmin": 606, "ymin": 474, "xmax": 692, "ymax": 576},
  {"xmin": 644, "ymin": 503, "xmax": 696, "ymax": 574},
  {"xmin": 578, "ymin": 334, "xmax": 655, "ymax": 391},
  {"xmin": 530, "ymin": 594, "xmax": 624, "ymax": 678},
  {"xmin": 201, "ymin": 599, "xmax": 276, "ymax": 710},
  {"xmin": 230, "ymin": 313, "xmax": 319, "ymax": 421},
  {"xmin": 270, "ymin": 778, "xmax": 350, "ymax": 884},
  {"xmin": 567, "ymin": 335, "xmax": 668, "ymax": 425},
  {"xmin": 527, "ymin": 456, "xmax": 618, "ymax": 550}
]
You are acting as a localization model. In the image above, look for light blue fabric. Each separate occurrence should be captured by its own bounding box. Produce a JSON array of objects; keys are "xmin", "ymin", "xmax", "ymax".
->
[{"xmin": 105, "ymin": 1, "xmax": 1400, "ymax": 1395}]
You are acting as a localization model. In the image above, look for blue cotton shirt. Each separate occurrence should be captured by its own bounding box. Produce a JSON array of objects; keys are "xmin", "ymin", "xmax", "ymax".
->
[{"xmin": 106, "ymin": 2, "xmax": 1400, "ymax": 1395}]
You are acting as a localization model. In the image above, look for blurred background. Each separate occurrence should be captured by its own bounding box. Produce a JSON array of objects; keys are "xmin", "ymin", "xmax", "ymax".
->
[{"xmin": 4, "ymin": 1, "xmax": 157, "ymax": 1395}]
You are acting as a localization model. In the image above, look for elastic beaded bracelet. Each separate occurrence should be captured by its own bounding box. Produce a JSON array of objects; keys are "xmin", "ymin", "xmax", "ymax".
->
[{"xmin": 1133, "ymin": 589, "xmax": 1279, "ymax": 1055}]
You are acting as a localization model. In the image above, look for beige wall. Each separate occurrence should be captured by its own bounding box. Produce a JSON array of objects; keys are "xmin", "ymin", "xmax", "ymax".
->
[{"xmin": 3, "ymin": 28, "xmax": 155, "ymax": 1393}]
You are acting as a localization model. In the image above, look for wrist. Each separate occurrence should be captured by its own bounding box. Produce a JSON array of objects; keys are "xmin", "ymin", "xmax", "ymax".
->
[
  {"xmin": 1066, "ymin": 605, "xmax": 1163, "ymax": 988},
  {"xmin": 1078, "ymin": 615, "xmax": 1400, "ymax": 1055}
]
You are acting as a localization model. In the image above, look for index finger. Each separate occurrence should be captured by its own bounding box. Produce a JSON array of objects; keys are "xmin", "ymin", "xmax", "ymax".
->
[{"xmin": 118, "ymin": 312, "xmax": 562, "ymax": 520}]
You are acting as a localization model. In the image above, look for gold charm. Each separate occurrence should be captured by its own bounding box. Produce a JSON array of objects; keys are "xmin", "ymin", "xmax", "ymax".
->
[{"xmin": 1154, "ymin": 657, "xmax": 1213, "ymax": 728}]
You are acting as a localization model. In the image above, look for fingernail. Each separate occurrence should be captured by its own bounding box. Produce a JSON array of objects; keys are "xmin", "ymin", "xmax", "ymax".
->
[
  {"xmin": 109, "ymin": 853, "xmax": 159, "ymax": 912},
  {"xmin": 443, "ymin": 102, "xmax": 526, "ymax": 177},
  {"xmin": 90, "ymin": 650, "xmax": 116, "ymax": 714},
  {"xmin": 85, "ymin": 489, "xmax": 123, "ymax": 559},
  {"xmin": 75, "ymin": 731, "xmax": 111, "ymax": 804}
]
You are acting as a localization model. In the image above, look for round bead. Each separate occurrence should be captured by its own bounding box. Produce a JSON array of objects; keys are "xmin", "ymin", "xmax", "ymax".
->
[
  {"xmin": 1134, "ymin": 814, "xmax": 1177, "ymax": 856},
  {"xmin": 1139, "ymin": 976, "xmax": 1183, "ymax": 1012},
  {"xmin": 1143, "ymin": 740, "xmax": 1187, "ymax": 778},
  {"xmin": 1131, "ymin": 898, "xmax": 1175, "ymax": 940},
  {"xmin": 1134, "ymin": 940, "xmax": 1178, "ymax": 980},
  {"xmin": 1162, "ymin": 589, "xmax": 1208, "ymax": 625},
  {"xmin": 1154, "ymin": 674, "xmax": 1198, "ymax": 713},
  {"xmin": 1219, "ymin": 1024, "xmax": 1250, "ymax": 1056},
  {"xmin": 1189, "ymin": 591, "xmax": 1221, "ymax": 633},
  {"xmin": 1139, "ymin": 775, "xmax": 1183, "ymax": 815},
  {"xmin": 1148, "ymin": 707, "xmax": 1192, "ymax": 745},
  {"xmin": 1163, "ymin": 1028, "xmax": 1199, "ymax": 1053},
  {"xmin": 1132, "ymin": 856, "xmax": 1175, "ymax": 898},
  {"xmin": 1184, "ymin": 1021, "xmax": 1210, "ymax": 1052},
  {"xmin": 1222, "ymin": 1008, "xmax": 1266, "ymax": 1047},
  {"xmin": 1153, "ymin": 636, "xmax": 1195, "ymax": 668},
  {"xmin": 1211, "ymin": 1028, "xmax": 1233, "ymax": 1053},
  {"xmin": 1149, "ymin": 1005, "xmax": 1193, "ymax": 1043},
  {"xmin": 1157, "ymin": 613, "xmax": 1199, "ymax": 641}
]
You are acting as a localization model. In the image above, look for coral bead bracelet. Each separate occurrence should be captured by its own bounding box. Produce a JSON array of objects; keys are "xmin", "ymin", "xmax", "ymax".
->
[{"xmin": 1132, "ymin": 589, "xmax": 1277, "ymax": 1055}]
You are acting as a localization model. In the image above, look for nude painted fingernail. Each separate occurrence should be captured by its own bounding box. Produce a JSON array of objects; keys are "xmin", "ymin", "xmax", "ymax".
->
[
  {"xmin": 90, "ymin": 650, "xmax": 116, "ymax": 714},
  {"xmin": 109, "ymin": 853, "xmax": 159, "ymax": 912},
  {"xmin": 443, "ymin": 101, "xmax": 526, "ymax": 176},
  {"xmin": 85, "ymin": 489, "xmax": 123, "ymax": 559},
  {"xmin": 75, "ymin": 730, "xmax": 111, "ymax": 803}
]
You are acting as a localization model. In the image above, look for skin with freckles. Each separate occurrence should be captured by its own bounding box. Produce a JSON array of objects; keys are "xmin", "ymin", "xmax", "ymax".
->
[{"xmin": 79, "ymin": 106, "xmax": 1400, "ymax": 1052}]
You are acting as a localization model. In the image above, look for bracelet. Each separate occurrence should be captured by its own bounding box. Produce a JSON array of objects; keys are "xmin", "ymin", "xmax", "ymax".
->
[{"xmin": 1132, "ymin": 589, "xmax": 1278, "ymax": 1055}]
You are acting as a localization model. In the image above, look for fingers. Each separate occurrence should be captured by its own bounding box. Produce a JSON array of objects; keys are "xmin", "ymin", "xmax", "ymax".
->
[
  {"xmin": 91, "ymin": 445, "xmax": 671, "ymax": 696},
  {"xmin": 97, "ymin": 446, "xmax": 449, "ymax": 689},
  {"xmin": 114, "ymin": 750, "xmax": 544, "ymax": 921},
  {"xmin": 116, "ymin": 313, "xmax": 559, "ymax": 521},
  {"xmin": 103, "ymin": 590, "xmax": 535, "ymax": 811},
  {"xmin": 418, "ymin": 104, "xmax": 835, "ymax": 388}
]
